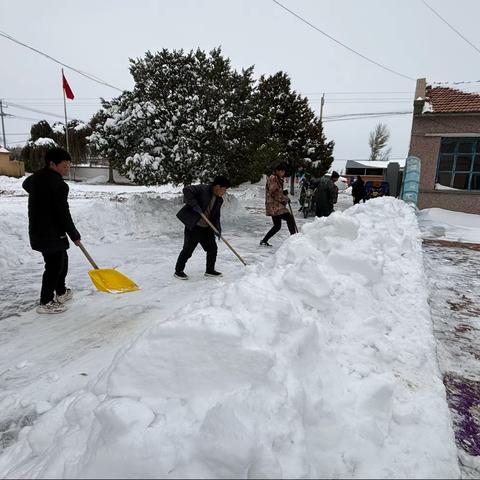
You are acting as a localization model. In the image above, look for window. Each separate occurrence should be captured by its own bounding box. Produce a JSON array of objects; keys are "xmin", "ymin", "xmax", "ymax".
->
[
  {"xmin": 436, "ymin": 138, "xmax": 480, "ymax": 190},
  {"xmin": 365, "ymin": 168, "xmax": 384, "ymax": 176},
  {"xmin": 346, "ymin": 168, "xmax": 366, "ymax": 175}
]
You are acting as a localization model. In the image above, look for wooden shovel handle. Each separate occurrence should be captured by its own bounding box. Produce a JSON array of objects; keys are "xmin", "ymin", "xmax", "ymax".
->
[
  {"xmin": 200, "ymin": 213, "xmax": 247, "ymax": 266},
  {"xmin": 77, "ymin": 241, "xmax": 100, "ymax": 269}
]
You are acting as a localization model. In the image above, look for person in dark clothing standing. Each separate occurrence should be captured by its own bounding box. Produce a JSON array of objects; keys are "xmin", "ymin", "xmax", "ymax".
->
[
  {"xmin": 260, "ymin": 164, "xmax": 296, "ymax": 247},
  {"xmin": 174, "ymin": 176, "xmax": 230, "ymax": 280},
  {"xmin": 351, "ymin": 175, "xmax": 366, "ymax": 204},
  {"xmin": 315, "ymin": 171, "xmax": 339, "ymax": 218},
  {"xmin": 23, "ymin": 148, "xmax": 81, "ymax": 314}
]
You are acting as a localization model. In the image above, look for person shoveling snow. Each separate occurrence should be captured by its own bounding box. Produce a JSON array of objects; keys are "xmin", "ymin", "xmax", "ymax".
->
[{"xmin": 22, "ymin": 148, "xmax": 81, "ymax": 314}]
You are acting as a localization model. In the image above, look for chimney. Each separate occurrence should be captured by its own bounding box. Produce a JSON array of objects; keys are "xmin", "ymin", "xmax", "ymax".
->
[{"xmin": 413, "ymin": 78, "xmax": 427, "ymax": 115}]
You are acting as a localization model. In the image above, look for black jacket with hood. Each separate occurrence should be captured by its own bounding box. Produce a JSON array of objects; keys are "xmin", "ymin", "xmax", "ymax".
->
[{"xmin": 23, "ymin": 168, "xmax": 80, "ymax": 253}]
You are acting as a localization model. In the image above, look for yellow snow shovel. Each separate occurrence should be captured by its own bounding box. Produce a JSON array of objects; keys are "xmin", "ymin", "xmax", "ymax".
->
[{"xmin": 78, "ymin": 242, "xmax": 139, "ymax": 293}]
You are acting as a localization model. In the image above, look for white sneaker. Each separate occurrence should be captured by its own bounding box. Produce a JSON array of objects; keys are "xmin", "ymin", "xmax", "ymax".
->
[
  {"xmin": 36, "ymin": 301, "xmax": 68, "ymax": 314},
  {"xmin": 56, "ymin": 288, "xmax": 73, "ymax": 304}
]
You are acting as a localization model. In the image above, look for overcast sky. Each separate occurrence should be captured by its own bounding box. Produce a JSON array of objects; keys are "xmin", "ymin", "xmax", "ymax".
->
[{"xmin": 2, "ymin": 0, "xmax": 480, "ymax": 171}]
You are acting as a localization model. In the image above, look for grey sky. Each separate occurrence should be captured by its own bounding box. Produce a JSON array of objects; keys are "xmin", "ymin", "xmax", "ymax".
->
[{"xmin": 2, "ymin": 0, "xmax": 480, "ymax": 171}]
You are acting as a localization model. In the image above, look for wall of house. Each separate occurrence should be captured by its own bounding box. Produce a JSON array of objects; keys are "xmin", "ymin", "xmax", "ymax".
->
[
  {"xmin": 409, "ymin": 114, "xmax": 480, "ymax": 213},
  {"xmin": 0, "ymin": 153, "xmax": 25, "ymax": 178}
]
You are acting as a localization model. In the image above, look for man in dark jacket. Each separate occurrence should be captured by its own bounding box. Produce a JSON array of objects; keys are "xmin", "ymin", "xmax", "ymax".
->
[
  {"xmin": 352, "ymin": 175, "xmax": 366, "ymax": 204},
  {"xmin": 174, "ymin": 176, "xmax": 230, "ymax": 280},
  {"xmin": 23, "ymin": 148, "xmax": 81, "ymax": 314},
  {"xmin": 315, "ymin": 171, "xmax": 339, "ymax": 217}
]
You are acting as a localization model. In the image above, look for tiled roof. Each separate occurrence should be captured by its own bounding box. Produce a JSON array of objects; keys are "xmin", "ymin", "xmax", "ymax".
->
[{"xmin": 425, "ymin": 86, "xmax": 480, "ymax": 113}]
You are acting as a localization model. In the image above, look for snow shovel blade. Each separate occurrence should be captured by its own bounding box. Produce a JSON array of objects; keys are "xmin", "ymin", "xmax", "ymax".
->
[{"xmin": 88, "ymin": 268, "xmax": 139, "ymax": 293}]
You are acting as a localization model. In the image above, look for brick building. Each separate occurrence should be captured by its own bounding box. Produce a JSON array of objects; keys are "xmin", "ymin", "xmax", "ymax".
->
[{"xmin": 409, "ymin": 78, "xmax": 480, "ymax": 213}]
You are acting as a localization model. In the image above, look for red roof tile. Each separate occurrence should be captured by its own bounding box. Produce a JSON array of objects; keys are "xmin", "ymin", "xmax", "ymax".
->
[{"xmin": 425, "ymin": 86, "xmax": 480, "ymax": 113}]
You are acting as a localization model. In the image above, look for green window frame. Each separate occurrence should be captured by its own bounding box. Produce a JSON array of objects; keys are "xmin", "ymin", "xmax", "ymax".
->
[{"xmin": 436, "ymin": 138, "xmax": 480, "ymax": 190}]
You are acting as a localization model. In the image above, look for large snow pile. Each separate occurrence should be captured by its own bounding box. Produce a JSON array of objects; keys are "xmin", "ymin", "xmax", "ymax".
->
[
  {"xmin": 0, "ymin": 198, "xmax": 459, "ymax": 478},
  {"xmin": 0, "ymin": 176, "xmax": 244, "ymax": 270},
  {"xmin": 418, "ymin": 207, "xmax": 480, "ymax": 243}
]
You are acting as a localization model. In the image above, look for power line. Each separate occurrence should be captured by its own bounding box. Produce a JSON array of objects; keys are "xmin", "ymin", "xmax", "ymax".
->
[
  {"xmin": 271, "ymin": 0, "xmax": 415, "ymax": 81},
  {"xmin": 0, "ymin": 29, "xmax": 124, "ymax": 92},
  {"xmin": 6, "ymin": 102, "xmax": 65, "ymax": 120},
  {"xmin": 421, "ymin": 0, "xmax": 480, "ymax": 56},
  {"xmin": 325, "ymin": 110, "xmax": 412, "ymax": 119},
  {"xmin": 9, "ymin": 114, "xmax": 46, "ymax": 122},
  {"xmin": 302, "ymin": 91, "xmax": 412, "ymax": 95},
  {"xmin": 324, "ymin": 111, "xmax": 412, "ymax": 123}
]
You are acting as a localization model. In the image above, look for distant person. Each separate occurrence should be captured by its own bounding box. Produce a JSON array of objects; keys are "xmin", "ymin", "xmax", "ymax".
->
[
  {"xmin": 174, "ymin": 176, "xmax": 230, "ymax": 280},
  {"xmin": 298, "ymin": 168, "xmax": 313, "ymax": 212},
  {"xmin": 22, "ymin": 147, "xmax": 81, "ymax": 314},
  {"xmin": 315, "ymin": 171, "xmax": 339, "ymax": 217},
  {"xmin": 352, "ymin": 175, "xmax": 366, "ymax": 204},
  {"xmin": 260, "ymin": 163, "xmax": 296, "ymax": 247}
]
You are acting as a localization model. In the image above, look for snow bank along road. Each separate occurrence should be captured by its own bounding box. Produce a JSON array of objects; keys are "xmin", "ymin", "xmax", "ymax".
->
[{"xmin": 0, "ymin": 178, "xmax": 459, "ymax": 478}]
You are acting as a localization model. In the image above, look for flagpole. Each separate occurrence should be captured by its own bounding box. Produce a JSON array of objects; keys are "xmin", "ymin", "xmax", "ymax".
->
[
  {"xmin": 62, "ymin": 68, "xmax": 71, "ymax": 180},
  {"xmin": 62, "ymin": 69, "xmax": 70, "ymax": 152}
]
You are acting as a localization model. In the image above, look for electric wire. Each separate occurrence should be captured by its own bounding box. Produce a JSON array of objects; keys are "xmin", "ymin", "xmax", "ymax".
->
[
  {"xmin": 0, "ymin": 29, "xmax": 124, "ymax": 92},
  {"xmin": 421, "ymin": 0, "xmax": 480, "ymax": 56},
  {"xmin": 271, "ymin": 0, "xmax": 415, "ymax": 81}
]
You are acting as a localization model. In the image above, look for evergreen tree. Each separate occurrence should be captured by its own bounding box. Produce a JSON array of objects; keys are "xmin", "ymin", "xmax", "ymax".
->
[
  {"xmin": 256, "ymin": 72, "xmax": 334, "ymax": 192},
  {"xmin": 21, "ymin": 120, "xmax": 57, "ymax": 172},
  {"xmin": 51, "ymin": 120, "xmax": 92, "ymax": 165},
  {"xmin": 89, "ymin": 48, "xmax": 263, "ymax": 186}
]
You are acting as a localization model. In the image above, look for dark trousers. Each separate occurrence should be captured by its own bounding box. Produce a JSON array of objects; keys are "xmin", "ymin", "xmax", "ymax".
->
[
  {"xmin": 315, "ymin": 205, "xmax": 334, "ymax": 217},
  {"xmin": 262, "ymin": 213, "xmax": 296, "ymax": 243},
  {"xmin": 175, "ymin": 226, "xmax": 217, "ymax": 273},
  {"xmin": 40, "ymin": 250, "xmax": 68, "ymax": 304}
]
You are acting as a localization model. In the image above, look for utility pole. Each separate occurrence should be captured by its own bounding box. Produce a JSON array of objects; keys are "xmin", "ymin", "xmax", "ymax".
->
[
  {"xmin": 319, "ymin": 93, "xmax": 325, "ymax": 122},
  {"xmin": 0, "ymin": 99, "xmax": 7, "ymax": 148}
]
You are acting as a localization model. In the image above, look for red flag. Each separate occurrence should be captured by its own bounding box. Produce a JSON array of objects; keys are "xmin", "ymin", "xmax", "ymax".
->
[{"xmin": 62, "ymin": 71, "xmax": 74, "ymax": 100}]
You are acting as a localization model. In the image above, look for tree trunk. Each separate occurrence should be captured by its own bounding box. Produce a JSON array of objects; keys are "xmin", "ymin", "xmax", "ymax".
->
[{"xmin": 108, "ymin": 160, "xmax": 115, "ymax": 184}]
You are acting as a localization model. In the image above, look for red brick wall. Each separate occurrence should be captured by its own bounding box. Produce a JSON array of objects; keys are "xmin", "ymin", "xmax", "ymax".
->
[{"xmin": 409, "ymin": 114, "xmax": 480, "ymax": 213}]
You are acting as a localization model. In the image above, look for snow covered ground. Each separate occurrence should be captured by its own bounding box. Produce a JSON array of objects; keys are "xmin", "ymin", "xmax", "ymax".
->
[
  {"xmin": 418, "ymin": 208, "xmax": 480, "ymax": 244},
  {"xmin": 0, "ymin": 177, "xmax": 461, "ymax": 478},
  {"xmin": 418, "ymin": 207, "xmax": 480, "ymax": 478}
]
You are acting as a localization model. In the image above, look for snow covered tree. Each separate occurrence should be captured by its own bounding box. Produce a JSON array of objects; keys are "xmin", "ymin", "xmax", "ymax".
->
[
  {"xmin": 369, "ymin": 123, "xmax": 391, "ymax": 160},
  {"xmin": 52, "ymin": 120, "xmax": 92, "ymax": 166},
  {"xmin": 22, "ymin": 119, "xmax": 92, "ymax": 172},
  {"xmin": 255, "ymin": 72, "xmax": 334, "ymax": 193},
  {"xmin": 21, "ymin": 120, "xmax": 57, "ymax": 172},
  {"xmin": 89, "ymin": 48, "xmax": 264, "ymax": 186}
]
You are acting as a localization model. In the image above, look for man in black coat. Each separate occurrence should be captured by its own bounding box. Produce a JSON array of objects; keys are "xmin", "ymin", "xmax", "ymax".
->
[
  {"xmin": 174, "ymin": 176, "xmax": 230, "ymax": 280},
  {"xmin": 315, "ymin": 171, "xmax": 339, "ymax": 217},
  {"xmin": 23, "ymin": 148, "xmax": 81, "ymax": 314},
  {"xmin": 352, "ymin": 175, "xmax": 366, "ymax": 204}
]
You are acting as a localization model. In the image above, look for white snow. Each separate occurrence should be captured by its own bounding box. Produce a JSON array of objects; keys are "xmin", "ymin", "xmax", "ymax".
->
[
  {"xmin": 52, "ymin": 123, "xmax": 65, "ymax": 134},
  {"xmin": 435, "ymin": 183, "xmax": 460, "ymax": 191},
  {"xmin": 0, "ymin": 176, "xmax": 460, "ymax": 478},
  {"xmin": 32, "ymin": 138, "xmax": 57, "ymax": 148},
  {"xmin": 418, "ymin": 207, "xmax": 480, "ymax": 244},
  {"xmin": 422, "ymin": 100, "xmax": 433, "ymax": 114}
]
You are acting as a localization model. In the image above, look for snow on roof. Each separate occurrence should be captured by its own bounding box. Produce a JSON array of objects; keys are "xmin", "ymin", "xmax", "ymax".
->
[
  {"xmin": 345, "ymin": 159, "xmax": 406, "ymax": 169},
  {"xmin": 0, "ymin": 147, "xmax": 9, "ymax": 153}
]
